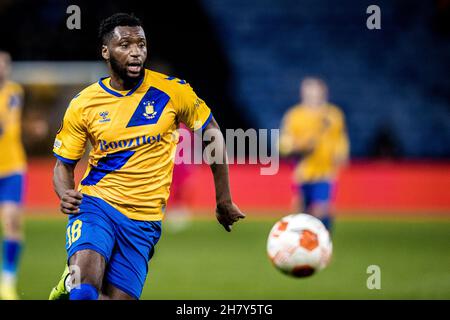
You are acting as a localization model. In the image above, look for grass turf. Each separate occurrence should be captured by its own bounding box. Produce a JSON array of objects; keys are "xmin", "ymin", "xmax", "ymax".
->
[{"xmin": 5, "ymin": 216, "xmax": 450, "ymax": 299}]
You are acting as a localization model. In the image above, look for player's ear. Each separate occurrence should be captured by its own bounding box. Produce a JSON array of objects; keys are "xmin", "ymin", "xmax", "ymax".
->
[{"xmin": 101, "ymin": 45, "xmax": 109, "ymax": 60}]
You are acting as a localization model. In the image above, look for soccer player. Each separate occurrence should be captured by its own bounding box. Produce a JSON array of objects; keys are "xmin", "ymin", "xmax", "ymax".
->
[
  {"xmin": 279, "ymin": 78, "xmax": 349, "ymax": 231},
  {"xmin": 0, "ymin": 51, "xmax": 26, "ymax": 300},
  {"xmin": 49, "ymin": 13, "xmax": 245, "ymax": 300}
]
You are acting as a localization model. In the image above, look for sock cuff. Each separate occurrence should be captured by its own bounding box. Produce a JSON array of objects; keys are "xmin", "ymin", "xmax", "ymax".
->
[
  {"xmin": 70, "ymin": 283, "xmax": 99, "ymax": 300},
  {"xmin": 2, "ymin": 239, "xmax": 23, "ymax": 274}
]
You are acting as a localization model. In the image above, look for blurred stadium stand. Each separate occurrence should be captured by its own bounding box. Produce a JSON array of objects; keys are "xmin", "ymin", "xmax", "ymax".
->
[
  {"xmin": 201, "ymin": 0, "xmax": 450, "ymax": 157},
  {"xmin": 1, "ymin": 0, "xmax": 448, "ymax": 158}
]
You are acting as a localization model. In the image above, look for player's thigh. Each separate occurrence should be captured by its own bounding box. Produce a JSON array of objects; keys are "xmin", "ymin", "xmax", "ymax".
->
[
  {"xmin": 0, "ymin": 174, "xmax": 24, "ymax": 237},
  {"xmin": 65, "ymin": 207, "xmax": 115, "ymax": 288},
  {"xmin": 104, "ymin": 220, "xmax": 162, "ymax": 300},
  {"xmin": 0, "ymin": 173, "xmax": 25, "ymax": 205}
]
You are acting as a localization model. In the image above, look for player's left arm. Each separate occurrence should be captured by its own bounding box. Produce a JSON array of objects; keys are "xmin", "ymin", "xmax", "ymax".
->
[
  {"xmin": 175, "ymin": 81, "xmax": 245, "ymax": 232},
  {"xmin": 332, "ymin": 109, "xmax": 350, "ymax": 167},
  {"xmin": 201, "ymin": 117, "xmax": 245, "ymax": 232}
]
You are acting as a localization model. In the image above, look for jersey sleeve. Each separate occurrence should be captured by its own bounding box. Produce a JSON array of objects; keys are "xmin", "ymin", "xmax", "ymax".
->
[
  {"xmin": 174, "ymin": 82, "xmax": 212, "ymax": 131},
  {"xmin": 53, "ymin": 99, "xmax": 87, "ymax": 164},
  {"xmin": 5, "ymin": 84, "xmax": 24, "ymax": 128},
  {"xmin": 9, "ymin": 83, "xmax": 24, "ymax": 109}
]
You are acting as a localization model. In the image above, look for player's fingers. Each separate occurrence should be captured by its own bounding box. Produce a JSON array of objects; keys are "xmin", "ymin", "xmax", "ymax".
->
[
  {"xmin": 66, "ymin": 190, "xmax": 83, "ymax": 200},
  {"xmin": 222, "ymin": 223, "xmax": 231, "ymax": 232},
  {"xmin": 61, "ymin": 201, "xmax": 79, "ymax": 211},
  {"xmin": 61, "ymin": 207, "xmax": 80, "ymax": 215},
  {"xmin": 65, "ymin": 197, "xmax": 82, "ymax": 206},
  {"xmin": 61, "ymin": 194, "xmax": 81, "ymax": 204},
  {"xmin": 223, "ymin": 215, "xmax": 236, "ymax": 226},
  {"xmin": 234, "ymin": 211, "xmax": 246, "ymax": 220},
  {"xmin": 227, "ymin": 213, "xmax": 244, "ymax": 224},
  {"xmin": 216, "ymin": 214, "xmax": 231, "ymax": 232}
]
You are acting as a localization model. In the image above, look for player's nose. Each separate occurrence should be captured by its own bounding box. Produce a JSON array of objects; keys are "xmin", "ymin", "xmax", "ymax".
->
[{"xmin": 129, "ymin": 44, "xmax": 142, "ymax": 57}]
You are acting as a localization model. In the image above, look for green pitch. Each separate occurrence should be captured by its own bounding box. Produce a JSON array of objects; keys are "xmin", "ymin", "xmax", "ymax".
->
[{"xmin": 6, "ymin": 215, "xmax": 450, "ymax": 299}]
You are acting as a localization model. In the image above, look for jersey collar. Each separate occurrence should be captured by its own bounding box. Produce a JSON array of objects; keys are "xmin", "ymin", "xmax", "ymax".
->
[{"xmin": 98, "ymin": 73, "xmax": 145, "ymax": 97}]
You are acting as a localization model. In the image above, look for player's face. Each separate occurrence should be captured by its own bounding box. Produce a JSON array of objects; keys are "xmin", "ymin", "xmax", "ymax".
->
[
  {"xmin": 105, "ymin": 26, "xmax": 147, "ymax": 81},
  {"xmin": 301, "ymin": 81, "xmax": 327, "ymax": 106},
  {"xmin": 0, "ymin": 53, "xmax": 11, "ymax": 84}
]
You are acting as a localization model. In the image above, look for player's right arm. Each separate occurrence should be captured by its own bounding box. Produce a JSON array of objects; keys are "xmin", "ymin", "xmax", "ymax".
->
[
  {"xmin": 52, "ymin": 98, "xmax": 87, "ymax": 214},
  {"xmin": 53, "ymin": 160, "xmax": 82, "ymax": 214}
]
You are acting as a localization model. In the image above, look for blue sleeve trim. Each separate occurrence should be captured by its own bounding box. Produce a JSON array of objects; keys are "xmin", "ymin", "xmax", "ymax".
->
[
  {"xmin": 53, "ymin": 153, "xmax": 79, "ymax": 165},
  {"xmin": 201, "ymin": 112, "xmax": 213, "ymax": 131}
]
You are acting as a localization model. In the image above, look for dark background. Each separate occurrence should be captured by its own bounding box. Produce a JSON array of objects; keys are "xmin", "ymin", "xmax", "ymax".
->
[{"xmin": 1, "ymin": 0, "xmax": 449, "ymax": 158}]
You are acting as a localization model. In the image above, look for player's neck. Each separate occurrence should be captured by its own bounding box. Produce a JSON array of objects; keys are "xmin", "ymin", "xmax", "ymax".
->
[
  {"xmin": 109, "ymin": 72, "xmax": 142, "ymax": 91},
  {"xmin": 301, "ymin": 101, "xmax": 327, "ymax": 110}
]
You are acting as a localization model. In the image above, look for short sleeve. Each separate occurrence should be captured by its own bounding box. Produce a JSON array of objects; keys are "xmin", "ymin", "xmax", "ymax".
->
[
  {"xmin": 53, "ymin": 100, "xmax": 87, "ymax": 164},
  {"xmin": 175, "ymin": 83, "xmax": 212, "ymax": 131},
  {"xmin": 9, "ymin": 83, "xmax": 24, "ymax": 109}
]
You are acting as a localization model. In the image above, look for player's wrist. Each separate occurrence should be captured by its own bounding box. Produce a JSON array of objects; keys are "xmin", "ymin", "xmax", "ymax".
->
[{"xmin": 216, "ymin": 198, "xmax": 233, "ymax": 209}]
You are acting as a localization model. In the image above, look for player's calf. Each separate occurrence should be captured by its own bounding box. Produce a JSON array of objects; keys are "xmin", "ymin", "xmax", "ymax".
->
[
  {"xmin": 68, "ymin": 249, "xmax": 105, "ymax": 300},
  {"xmin": 310, "ymin": 202, "xmax": 333, "ymax": 231}
]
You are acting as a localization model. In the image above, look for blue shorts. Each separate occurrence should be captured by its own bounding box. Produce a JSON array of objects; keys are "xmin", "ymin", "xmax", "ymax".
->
[
  {"xmin": 66, "ymin": 194, "xmax": 162, "ymax": 299},
  {"xmin": 300, "ymin": 181, "xmax": 332, "ymax": 210},
  {"xmin": 0, "ymin": 173, "xmax": 24, "ymax": 204}
]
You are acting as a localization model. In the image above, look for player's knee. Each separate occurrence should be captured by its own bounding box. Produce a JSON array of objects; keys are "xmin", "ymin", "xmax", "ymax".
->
[
  {"xmin": 309, "ymin": 203, "xmax": 333, "ymax": 231},
  {"xmin": 69, "ymin": 249, "xmax": 106, "ymax": 289},
  {"xmin": 70, "ymin": 283, "xmax": 99, "ymax": 300},
  {"xmin": 1, "ymin": 207, "xmax": 23, "ymax": 239},
  {"xmin": 310, "ymin": 202, "xmax": 329, "ymax": 218}
]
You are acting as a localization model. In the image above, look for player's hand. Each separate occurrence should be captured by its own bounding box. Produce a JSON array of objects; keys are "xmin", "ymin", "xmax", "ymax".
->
[
  {"xmin": 215, "ymin": 201, "xmax": 245, "ymax": 232},
  {"xmin": 60, "ymin": 190, "xmax": 83, "ymax": 215}
]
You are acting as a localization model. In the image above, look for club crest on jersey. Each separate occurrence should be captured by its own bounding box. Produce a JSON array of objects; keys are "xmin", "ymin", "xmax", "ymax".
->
[
  {"xmin": 142, "ymin": 100, "xmax": 158, "ymax": 120},
  {"xmin": 99, "ymin": 111, "xmax": 111, "ymax": 123},
  {"xmin": 127, "ymin": 87, "xmax": 170, "ymax": 128}
]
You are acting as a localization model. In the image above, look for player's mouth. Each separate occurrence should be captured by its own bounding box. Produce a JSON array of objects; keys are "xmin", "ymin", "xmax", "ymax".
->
[{"xmin": 127, "ymin": 62, "xmax": 143, "ymax": 74}]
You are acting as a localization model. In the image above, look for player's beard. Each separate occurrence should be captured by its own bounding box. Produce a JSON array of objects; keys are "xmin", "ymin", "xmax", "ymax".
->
[{"xmin": 109, "ymin": 55, "xmax": 145, "ymax": 89}]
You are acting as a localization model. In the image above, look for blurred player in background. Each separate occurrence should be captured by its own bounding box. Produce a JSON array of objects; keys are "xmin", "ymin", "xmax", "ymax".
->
[
  {"xmin": 0, "ymin": 51, "xmax": 26, "ymax": 300},
  {"xmin": 279, "ymin": 78, "xmax": 349, "ymax": 231}
]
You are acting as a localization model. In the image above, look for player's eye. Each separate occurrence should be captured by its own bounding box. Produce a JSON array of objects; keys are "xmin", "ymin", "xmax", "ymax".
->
[{"xmin": 120, "ymin": 43, "xmax": 128, "ymax": 48}]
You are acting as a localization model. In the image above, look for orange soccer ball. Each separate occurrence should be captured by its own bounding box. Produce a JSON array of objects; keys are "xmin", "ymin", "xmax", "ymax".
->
[{"xmin": 267, "ymin": 214, "xmax": 333, "ymax": 278}]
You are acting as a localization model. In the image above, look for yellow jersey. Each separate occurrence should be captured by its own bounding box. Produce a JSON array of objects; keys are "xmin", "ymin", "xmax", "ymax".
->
[
  {"xmin": 53, "ymin": 69, "xmax": 212, "ymax": 221},
  {"xmin": 0, "ymin": 81, "xmax": 26, "ymax": 177},
  {"xmin": 279, "ymin": 103, "xmax": 349, "ymax": 183}
]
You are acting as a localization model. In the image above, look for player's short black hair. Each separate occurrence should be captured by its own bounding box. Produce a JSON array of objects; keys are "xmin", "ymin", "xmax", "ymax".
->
[{"xmin": 98, "ymin": 13, "xmax": 142, "ymax": 45}]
